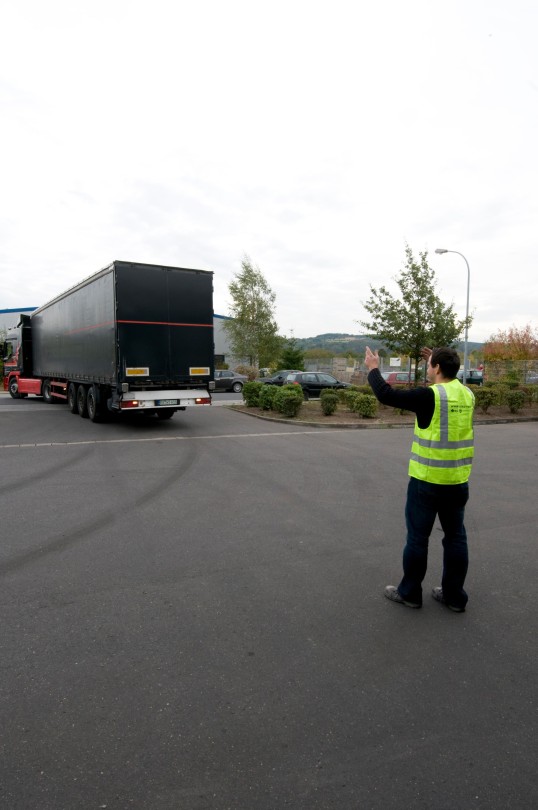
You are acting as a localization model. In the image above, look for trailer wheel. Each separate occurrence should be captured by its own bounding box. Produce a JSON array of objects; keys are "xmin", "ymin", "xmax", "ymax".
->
[
  {"xmin": 8, "ymin": 378, "xmax": 21, "ymax": 399},
  {"xmin": 67, "ymin": 383, "xmax": 78, "ymax": 413},
  {"xmin": 77, "ymin": 385, "xmax": 89, "ymax": 418},
  {"xmin": 156, "ymin": 409, "xmax": 175, "ymax": 420},
  {"xmin": 87, "ymin": 385, "xmax": 104, "ymax": 423},
  {"xmin": 42, "ymin": 379, "xmax": 54, "ymax": 403}
]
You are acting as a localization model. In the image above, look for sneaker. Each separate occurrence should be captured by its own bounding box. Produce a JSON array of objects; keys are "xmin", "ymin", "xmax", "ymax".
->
[
  {"xmin": 431, "ymin": 587, "xmax": 465, "ymax": 613},
  {"xmin": 384, "ymin": 585, "xmax": 421, "ymax": 609}
]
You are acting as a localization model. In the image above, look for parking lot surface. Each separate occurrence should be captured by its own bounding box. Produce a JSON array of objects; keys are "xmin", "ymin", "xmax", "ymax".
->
[{"xmin": 1, "ymin": 397, "xmax": 537, "ymax": 809}]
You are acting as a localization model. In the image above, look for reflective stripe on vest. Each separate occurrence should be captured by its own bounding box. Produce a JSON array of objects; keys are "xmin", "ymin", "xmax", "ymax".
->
[{"xmin": 408, "ymin": 381, "xmax": 475, "ymax": 484}]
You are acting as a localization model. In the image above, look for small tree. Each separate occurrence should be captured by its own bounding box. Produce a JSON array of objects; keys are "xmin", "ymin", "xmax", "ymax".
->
[
  {"xmin": 278, "ymin": 336, "xmax": 305, "ymax": 370},
  {"xmin": 359, "ymin": 245, "xmax": 472, "ymax": 383},
  {"xmin": 224, "ymin": 256, "xmax": 282, "ymax": 367}
]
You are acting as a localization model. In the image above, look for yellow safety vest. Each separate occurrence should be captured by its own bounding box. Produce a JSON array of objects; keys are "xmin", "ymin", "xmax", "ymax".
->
[{"xmin": 409, "ymin": 380, "xmax": 475, "ymax": 484}]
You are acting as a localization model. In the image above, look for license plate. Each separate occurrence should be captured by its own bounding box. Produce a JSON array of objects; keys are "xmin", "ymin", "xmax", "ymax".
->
[{"xmin": 156, "ymin": 399, "xmax": 179, "ymax": 406}]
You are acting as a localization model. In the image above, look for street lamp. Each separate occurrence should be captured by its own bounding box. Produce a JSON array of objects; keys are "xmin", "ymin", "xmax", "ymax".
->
[{"xmin": 435, "ymin": 248, "xmax": 471, "ymax": 385}]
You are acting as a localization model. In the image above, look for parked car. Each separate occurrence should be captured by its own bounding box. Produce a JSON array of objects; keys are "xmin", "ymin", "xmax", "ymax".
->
[
  {"xmin": 257, "ymin": 369, "xmax": 302, "ymax": 385},
  {"xmin": 381, "ymin": 371, "xmax": 416, "ymax": 384},
  {"xmin": 285, "ymin": 372, "xmax": 351, "ymax": 400},
  {"xmin": 214, "ymin": 370, "xmax": 248, "ymax": 393},
  {"xmin": 457, "ymin": 369, "xmax": 483, "ymax": 385}
]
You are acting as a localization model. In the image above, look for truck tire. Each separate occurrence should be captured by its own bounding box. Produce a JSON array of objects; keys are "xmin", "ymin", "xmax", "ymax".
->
[
  {"xmin": 87, "ymin": 385, "xmax": 104, "ymax": 423},
  {"xmin": 8, "ymin": 378, "xmax": 21, "ymax": 399},
  {"xmin": 67, "ymin": 383, "xmax": 78, "ymax": 413},
  {"xmin": 77, "ymin": 385, "xmax": 89, "ymax": 418},
  {"xmin": 156, "ymin": 409, "xmax": 175, "ymax": 420},
  {"xmin": 42, "ymin": 379, "xmax": 54, "ymax": 403}
]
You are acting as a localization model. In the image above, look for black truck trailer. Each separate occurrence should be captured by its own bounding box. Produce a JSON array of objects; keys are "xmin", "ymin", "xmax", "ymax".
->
[{"xmin": 2, "ymin": 260, "xmax": 214, "ymax": 421}]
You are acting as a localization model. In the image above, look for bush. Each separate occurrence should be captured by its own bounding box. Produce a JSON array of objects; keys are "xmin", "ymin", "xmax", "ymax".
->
[
  {"xmin": 349, "ymin": 393, "xmax": 378, "ymax": 418},
  {"xmin": 506, "ymin": 390, "xmax": 525, "ymax": 414},
  {"xmin": 474, "ymin": 387, "xmax": 496, "ymax": 413},
  {"xmin": 345, "ymin": 392, "xmax": 362, "ymax": 411},
  {"xmin": 242, "ymin": 381, "xmax": 263, "ymax": 407},
  {"xmin": 258, "ymin": 384, "xmax": 278, "ymax": 410},
  {"xmin": 518, "ymin": 385, "xmax": 535, "ymax": 406},
  {"xmin": 341, "ymin": 387, "xmax": 365, "ymax": 408},
  {"xmin": 320, "ymin": 392, "xmax": 339, "ymax": 415},
  {"xmin": 498, "ymin": 373, "xmax": 521, "ymax": 389},
  {"xmin": 274, "ymin": 385, "xmax": 304, "ymax": 418},
  {"xmin": 493, "ymin": 383, "xmax": 510, "ymax": 406}
]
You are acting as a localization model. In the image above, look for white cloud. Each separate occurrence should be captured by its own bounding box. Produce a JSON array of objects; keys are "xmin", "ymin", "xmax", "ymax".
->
[{"xmin": 1, "ymin": 0, "xmax": 537, "ymax": 342}]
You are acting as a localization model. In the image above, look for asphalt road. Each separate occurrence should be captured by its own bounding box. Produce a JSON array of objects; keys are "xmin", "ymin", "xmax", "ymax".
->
[{"xmin": 1, "ymin": 394, "xmax": 537, "ymax": 809}]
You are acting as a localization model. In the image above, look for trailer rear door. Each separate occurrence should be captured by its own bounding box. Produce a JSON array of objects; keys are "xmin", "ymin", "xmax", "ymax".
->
[{"xmin": 114, "ymin": 262, "xmax": 213, "ymax": 385}]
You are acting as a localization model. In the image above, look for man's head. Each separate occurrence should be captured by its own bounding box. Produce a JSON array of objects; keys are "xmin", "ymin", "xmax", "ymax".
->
[{"xmin": 428, "ymin": 348, "xmax": 460, "ymax": 383}]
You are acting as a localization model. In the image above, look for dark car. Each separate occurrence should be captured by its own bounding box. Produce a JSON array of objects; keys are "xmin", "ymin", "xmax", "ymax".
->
[
  {"xmin": 457, "ymin": 369, "xmax": 483, "ymax": 385},
  {"xmin": 257, "ymin": 369, "xmax": 302, "ymax": 386},
  {"xmin": 285, "ymin": 372, "xmax": 351, "ymax": 400},
  {"xmin": 214, "ymin": 370, "xmax": 248, "ymax": 393}
]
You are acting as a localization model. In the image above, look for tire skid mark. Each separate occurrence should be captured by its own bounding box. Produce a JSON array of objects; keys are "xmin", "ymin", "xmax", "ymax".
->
[
  {"xmin": 0, "ymin": 447, "xmax": 93, "ymax": 496},
  {"xmin": 0, "ymin": 441, "xmax": 199, "ymax": 577}
]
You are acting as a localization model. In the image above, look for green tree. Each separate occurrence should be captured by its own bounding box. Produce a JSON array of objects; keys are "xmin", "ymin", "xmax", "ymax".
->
[
  {"xmin": 224, "ymin": 256, "xmax": 282, "ymax": 367},
  {"xmin": 359, "ymin": 245, "xmax": 472, "ymax": 381},
  {"xmin": 278, "ymin": 336, "xmax": 305, "ymax": 370}
]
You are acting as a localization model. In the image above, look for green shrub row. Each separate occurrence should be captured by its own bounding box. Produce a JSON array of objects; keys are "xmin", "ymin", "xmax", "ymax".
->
[
  {"xmin": 242, "ymin": 379, "xmax": 538, "ymax": 420},
  {"xmin": 242, "ymin": 381, "xmax": 380, "ymax": 419},
  {"xmin": 242, "ymin": 381, "xmax": 303, "ymax": 417},
  {"xmin": 473, "ymin": 384, "xmax": 536, "ymax": 413}
]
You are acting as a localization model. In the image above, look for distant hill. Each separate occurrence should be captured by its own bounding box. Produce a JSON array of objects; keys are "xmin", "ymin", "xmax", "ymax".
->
[{"xmin": 295, "ymin": 334, "xmax": 483, "ymax": 356}]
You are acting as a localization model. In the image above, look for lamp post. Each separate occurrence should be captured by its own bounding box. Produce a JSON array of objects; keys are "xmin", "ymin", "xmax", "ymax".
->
[{"xmin": 435, "ymin": 248, "xmax": 471, "ymax": 385}]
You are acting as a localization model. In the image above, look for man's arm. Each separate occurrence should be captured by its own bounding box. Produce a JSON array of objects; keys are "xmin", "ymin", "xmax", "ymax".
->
[{"xmin": 364, "ymin": 346, "xmax": 434, "ymax": 428}]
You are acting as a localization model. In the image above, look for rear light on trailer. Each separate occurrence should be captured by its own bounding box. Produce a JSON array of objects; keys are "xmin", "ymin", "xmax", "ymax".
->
[
  {"xmin": 120, "ymin": 400, "xmax": 139, "ymax": 409},
  {"xmin": 195, "ymin": 397, "xmax": 211, "ymax": 405}
]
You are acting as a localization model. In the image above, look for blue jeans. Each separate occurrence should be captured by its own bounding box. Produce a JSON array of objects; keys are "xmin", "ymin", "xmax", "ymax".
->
[{"xmin": 398, "ymin": 477, "xmax": 469, "ymax": 609}]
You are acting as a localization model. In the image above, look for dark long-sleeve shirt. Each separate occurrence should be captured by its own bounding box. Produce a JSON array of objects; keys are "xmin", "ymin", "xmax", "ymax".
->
[{"xmin": 367, "ymin": 368, "xmax": 435, "ymax": 429}]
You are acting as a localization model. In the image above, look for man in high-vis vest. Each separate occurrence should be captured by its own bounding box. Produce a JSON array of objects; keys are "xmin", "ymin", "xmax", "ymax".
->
[{"xmin": 365, "ymin": 346, "xmax": 475, "ymax": 612}]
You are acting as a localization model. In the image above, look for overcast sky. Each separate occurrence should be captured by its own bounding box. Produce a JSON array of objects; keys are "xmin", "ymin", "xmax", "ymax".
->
[{"xmin": 1, "ymin": 0, "xmax": 537, "ymax": 342}]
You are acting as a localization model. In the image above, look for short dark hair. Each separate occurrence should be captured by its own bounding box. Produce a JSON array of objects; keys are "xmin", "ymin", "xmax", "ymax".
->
[{"xmin": 431, "ymin": 347, "xmax": 460, "ymax": 379}]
